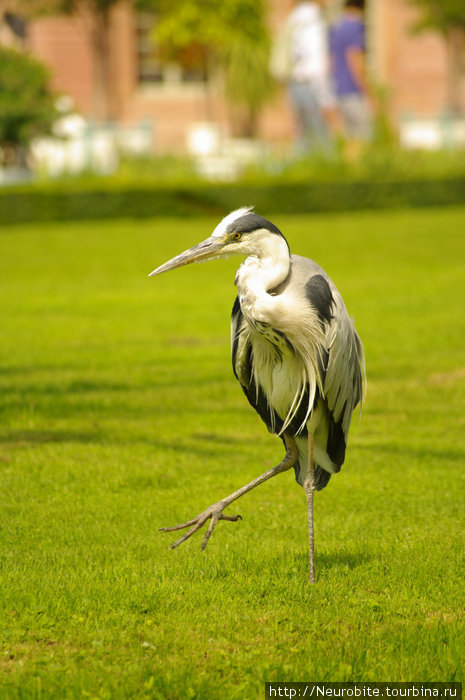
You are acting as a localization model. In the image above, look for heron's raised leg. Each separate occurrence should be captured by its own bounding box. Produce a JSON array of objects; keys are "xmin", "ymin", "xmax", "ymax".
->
[
  {"xmin": 303, "ymin": 432, "xmax": 316, "ymax": 583},
  {"xmin": 160, "ymin": 434, "xmax": 299, "ymax": 551}
]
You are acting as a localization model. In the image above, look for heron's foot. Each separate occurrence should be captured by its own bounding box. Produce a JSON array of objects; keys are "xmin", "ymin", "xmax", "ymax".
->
[{"xmin": 159, "ymin": 502, "xmax": 242, "ymax": 551}]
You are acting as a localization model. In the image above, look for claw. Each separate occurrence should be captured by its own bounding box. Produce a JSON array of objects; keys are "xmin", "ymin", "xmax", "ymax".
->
[{"xmin": 160, "ymin": 504, "xmax": 242, "ymax": 550}]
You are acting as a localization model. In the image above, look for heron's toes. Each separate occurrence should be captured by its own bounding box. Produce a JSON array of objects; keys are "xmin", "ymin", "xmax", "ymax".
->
[
  {"xmin": 218, "ymin": 514, "xmax": 242, "ymax": 523},
  {"xmin": 160, "ymin": 503, "xmax": 242, "ymax": 550}
]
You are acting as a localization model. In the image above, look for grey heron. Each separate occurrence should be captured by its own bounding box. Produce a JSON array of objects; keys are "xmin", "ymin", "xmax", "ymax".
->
[{"xmin": 149, "ymin": 208, "xmax": 365, "ymax": 582}]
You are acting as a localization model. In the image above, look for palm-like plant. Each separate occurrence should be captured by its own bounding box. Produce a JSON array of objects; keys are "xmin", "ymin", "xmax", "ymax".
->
[
  {"xmin": 153, "ymin": 0, "xmax": 275, "ymax": 137},
  {"xmin": 409, "ymin": 0, "xmax": 465, "ymax": 115}
]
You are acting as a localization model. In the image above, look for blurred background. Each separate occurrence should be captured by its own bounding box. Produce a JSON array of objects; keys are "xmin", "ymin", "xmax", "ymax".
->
[
  {"xmin": 1, "ymin": 5, "xmax": 464, "ymax": 694},
  {"xmin": 0, "ymin": 0, "xmax": 464, "ymax": 185}
]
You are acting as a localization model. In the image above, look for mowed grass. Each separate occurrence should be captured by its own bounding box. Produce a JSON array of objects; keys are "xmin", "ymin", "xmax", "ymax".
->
[{"xmin": 0, "ymin": 207, "xmax": 464, "ymax": 699}]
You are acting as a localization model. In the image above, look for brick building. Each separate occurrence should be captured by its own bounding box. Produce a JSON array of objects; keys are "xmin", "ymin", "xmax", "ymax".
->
[{"xmin": 17, "ymin": 0, "xmax": 460, "ymax": 152}]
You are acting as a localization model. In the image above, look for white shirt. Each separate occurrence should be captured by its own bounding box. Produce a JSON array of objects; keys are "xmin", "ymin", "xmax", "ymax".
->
[{"xmin": 289, "ymin": 2, "xmax": 329, "ymax": 83}]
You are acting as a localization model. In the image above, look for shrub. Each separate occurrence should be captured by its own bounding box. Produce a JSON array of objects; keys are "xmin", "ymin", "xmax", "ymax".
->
[
  {"xmin": 0, "ymin": 46, "xmax": 58, "ymax": 165},
  {"xmin": 0, "ymin": 177, "xmax": 464, "ymax": 225}
]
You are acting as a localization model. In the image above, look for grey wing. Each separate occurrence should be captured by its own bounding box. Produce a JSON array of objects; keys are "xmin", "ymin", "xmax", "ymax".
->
[
  {"xmin": 299, "ymin": 257, "xmax": 365, "ymax": 473},
  {"xmin": 322, "ymin": 290, "xmax": 366, "ymax": 463},
  {"xmin": 231, "ymin": 296, "xmax": 284, "ymax": 433}
]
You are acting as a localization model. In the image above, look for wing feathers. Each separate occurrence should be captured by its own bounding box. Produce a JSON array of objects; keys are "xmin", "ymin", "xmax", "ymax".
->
[{"xmin": 231, "ymin": 257, "xmax": 365, "ymax": 488}]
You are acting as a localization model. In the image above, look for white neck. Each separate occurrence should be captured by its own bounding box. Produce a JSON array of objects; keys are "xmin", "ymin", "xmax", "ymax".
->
[{"xmin": 235, "ymin": 235, "xmax": 290, "ymax": 324}]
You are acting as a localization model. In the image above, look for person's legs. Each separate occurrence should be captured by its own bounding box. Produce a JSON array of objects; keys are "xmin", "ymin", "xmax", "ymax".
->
[
  {"xmin": 339, "ymin": 94, "xmax": 373, "ymax": 141},
  {"xmin": 289, "ymin": 82, "xmax": 331, "ymax": 153}
]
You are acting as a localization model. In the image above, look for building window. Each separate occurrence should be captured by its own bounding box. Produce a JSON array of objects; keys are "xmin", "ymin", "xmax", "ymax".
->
[{"xmin": 136, "ymin": 13, "xmax": 208, "ymax": 86}]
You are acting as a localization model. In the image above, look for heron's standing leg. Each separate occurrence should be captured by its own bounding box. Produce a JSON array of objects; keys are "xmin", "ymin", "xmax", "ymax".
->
[
  {"xmin": 303, "ymin": 432, "xmax": 316, "ymax": 583},
  {"xmin": 160, "ymin": 434, "xmax": 299, "ymax": 551}
]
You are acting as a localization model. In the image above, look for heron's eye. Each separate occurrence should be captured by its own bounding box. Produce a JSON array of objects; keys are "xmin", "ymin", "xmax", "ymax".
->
[{"xmin": 233, "ymin": 233, "xmax": 242, "ymax": 241}]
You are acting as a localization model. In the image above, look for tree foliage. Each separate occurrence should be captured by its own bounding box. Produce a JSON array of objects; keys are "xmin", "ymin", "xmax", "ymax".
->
[
  {"xmin": 9, "ymin": 0, "xmax": 274, "ymax": 131},
  {"xmin": 153, "ymin": 0, "xmax": 275, "ymax": 136},
  {"xmin": 0, "ymin": 46, "xmax": 57, "ymax": 162},
  {"xmin": 12, "ymin": 0, "xmax": 130, "ymax": 122},
  {"xmin": 11, "ymin": 0, "xmax": 117, "ymax": 16},
  {"xmin": 409, "ymin": 0, "xmax": 465, "ymax": 113},
  {"xmin": 409, "ymin": 0, "xmax": 465, "ymax": 33}
]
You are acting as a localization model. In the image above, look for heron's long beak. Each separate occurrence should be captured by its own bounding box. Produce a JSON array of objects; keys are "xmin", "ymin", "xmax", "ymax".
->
[{"xmin": 148, "ymin": 235, "xmax": 225, "ymax": 277}]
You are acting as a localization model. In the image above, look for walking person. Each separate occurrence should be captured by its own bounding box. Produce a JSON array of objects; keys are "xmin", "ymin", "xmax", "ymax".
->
[
  {"xmin": 330, "ymin": 0, "xmax": 375, "ymax": 152},
  {"xmin": 271, "ymin": 0, "xmax": 336, "ymax": 154}
]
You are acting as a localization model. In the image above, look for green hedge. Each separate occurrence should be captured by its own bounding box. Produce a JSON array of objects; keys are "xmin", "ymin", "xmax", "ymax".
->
[{"xmin": 0, "ymin": 177, "xmax": 464, "ymax": 224}]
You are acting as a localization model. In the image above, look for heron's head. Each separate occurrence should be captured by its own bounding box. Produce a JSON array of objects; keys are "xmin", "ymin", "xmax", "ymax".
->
[{"xmin": 148, "ymin": 207, "xmax": 289, "ymax": 278}]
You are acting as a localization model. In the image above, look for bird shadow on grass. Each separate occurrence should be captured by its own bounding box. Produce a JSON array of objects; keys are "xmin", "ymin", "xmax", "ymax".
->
[
  {"xmin": 289, "ymin": 548, "xmax": 372, "ymax": 576},
  {"xmin": 0, "ymin": 429, "xmax": 252, "ymax": 465},
  {"xmin": 0, "ymin": 428, "xmax": 102, "ymax": 447},
  {"xmin": 317, "ymin": 549, "xmax": 372, "ymax": 572}
]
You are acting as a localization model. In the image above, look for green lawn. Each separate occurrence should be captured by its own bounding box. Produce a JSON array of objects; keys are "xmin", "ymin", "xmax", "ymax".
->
[{"xmin": 1, "ymin": 207, "xmax": 464, "ymax": 699}]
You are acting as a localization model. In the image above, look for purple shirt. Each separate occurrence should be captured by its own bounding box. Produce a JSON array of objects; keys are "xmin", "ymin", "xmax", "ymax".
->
[{"xmin": 330, "ymin": 17, "xmax": 365, "ymax": 96}]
